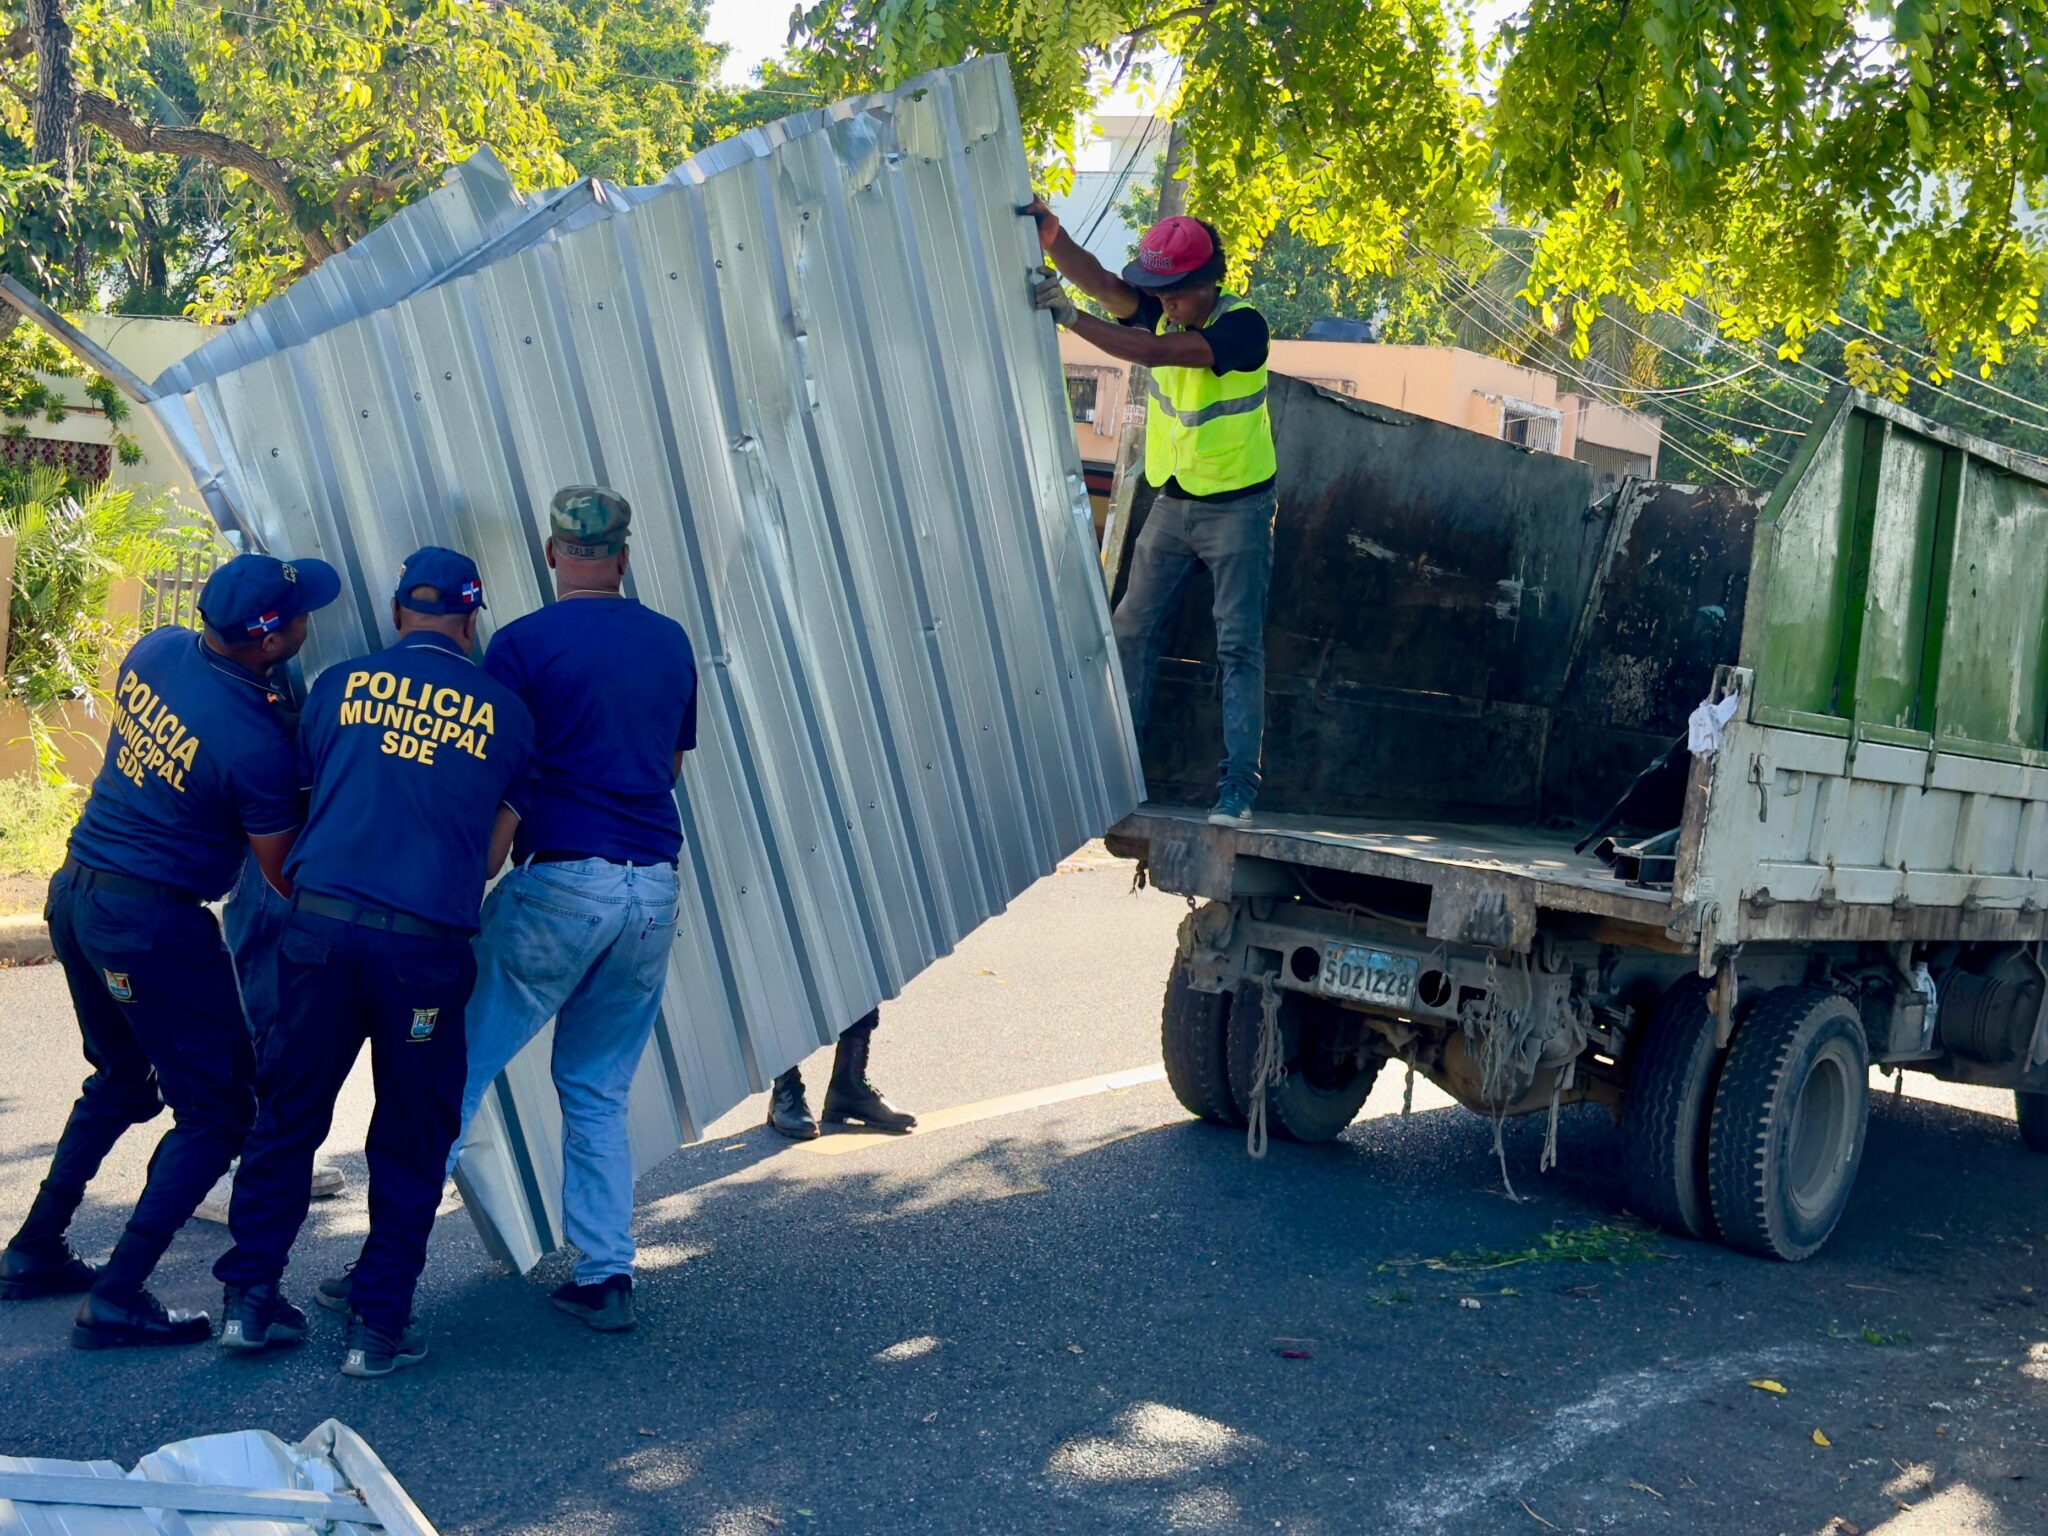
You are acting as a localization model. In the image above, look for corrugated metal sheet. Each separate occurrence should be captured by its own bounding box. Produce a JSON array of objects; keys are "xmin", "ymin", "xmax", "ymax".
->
[{"xmin": 143, "ymin": 56, "xmax": 1142, "ymax": 1270}]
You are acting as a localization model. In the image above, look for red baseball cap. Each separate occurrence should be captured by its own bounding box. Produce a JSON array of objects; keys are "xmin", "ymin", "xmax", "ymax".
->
[{"xmin": 1122, "ymin": 216, "xmax": 1217, "ymax": 289}]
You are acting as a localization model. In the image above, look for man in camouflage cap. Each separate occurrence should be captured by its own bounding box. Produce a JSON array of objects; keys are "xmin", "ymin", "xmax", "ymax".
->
[{"xmin": 441, "ymin": 484, "xmax": 699, "ymax": 1332}]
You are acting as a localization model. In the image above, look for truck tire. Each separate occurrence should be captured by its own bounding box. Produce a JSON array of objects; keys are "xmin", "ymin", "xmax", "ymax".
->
[
  {"xmin": 1225, "ymin": 982, "xmax": 1381, "ymax": 1143},
  {"xmin": 2018, "ymin": 1092, "xmax": 2048, "ymax": 1153},
  {"xmin": 1161, "ymin": 956, "xmax": 1244, "ymax": 1126},
  {"xmin": 1619, "ymin": 975, "xmax": 1723, "ymax": 1241},
  {"xmin": 1707, "ymin": 987, "xmax": 1870, "ymax": 1261}
]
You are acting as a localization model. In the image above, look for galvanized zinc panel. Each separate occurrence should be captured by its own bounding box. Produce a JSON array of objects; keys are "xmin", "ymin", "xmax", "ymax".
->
[{"xmin": 145, "ymin": 57, "xmax": 1142, "ymax": 1270}]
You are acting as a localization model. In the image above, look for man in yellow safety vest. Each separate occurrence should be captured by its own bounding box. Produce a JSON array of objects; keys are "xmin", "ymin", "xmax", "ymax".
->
[{"xmin": 1028, "ymin": 200, "xmax": 1277, "ymax": 827}]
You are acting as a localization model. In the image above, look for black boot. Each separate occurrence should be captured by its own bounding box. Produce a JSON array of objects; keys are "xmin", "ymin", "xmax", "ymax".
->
[
  {"xmin": 0, "ymin": 1241, "xmax": 97, "ymax": 1301},
  {"xmin": 767, "ymin": 1067, "xmax": 820, "ymax": 1141},
  {"xmin": 822, "ymin": 1013, "xmax": 917, "ymax": 1133},
  {"xmin": 72, "ymin": 1287, "xmax": 212, "ymax": 1350}
]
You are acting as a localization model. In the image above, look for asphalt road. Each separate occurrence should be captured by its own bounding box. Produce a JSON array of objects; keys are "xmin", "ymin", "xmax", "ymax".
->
[{"xmin": 2, "ymin": 855, "xmax": 2046, "ymax": 1536}]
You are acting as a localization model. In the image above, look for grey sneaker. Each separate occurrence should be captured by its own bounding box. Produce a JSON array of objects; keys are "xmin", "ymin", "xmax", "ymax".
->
[
  {"xmin": 550, "ymin": 1273, "xmax": 635, "ymax": 1332},
  {"xmin": 1207, "ymin": 789, "xmax": 1255, "ymax": 828},
  {"xmin": 313, "ymin": 1263, "xmax": 355, "ymax": 1315},
  {"xmin": 217, "ymin": 1283, "xmax": 308, "ymax": 1352},
  {"xmin": 340, "ymin": 1313, "xmax": 427, "ymax": 1378}
]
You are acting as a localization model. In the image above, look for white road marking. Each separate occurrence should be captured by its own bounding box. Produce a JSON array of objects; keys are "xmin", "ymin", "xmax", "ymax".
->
[{"xmin": 1378, "ymin": 1345, "xmax": 1823, "ymax": 1534}]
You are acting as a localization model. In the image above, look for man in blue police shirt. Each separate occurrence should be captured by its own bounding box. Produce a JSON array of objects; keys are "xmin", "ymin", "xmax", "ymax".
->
[
  {"xmin": 441, "ymin": 487, "xmax": 698, "ymax": 1333},
  {"xmin": 0, "ymin": 553, "xmax": 339, "ymax": 1349},
  {"xmin": 214, "ymin": 547, "xmax": 534, "ymax": 1377}
]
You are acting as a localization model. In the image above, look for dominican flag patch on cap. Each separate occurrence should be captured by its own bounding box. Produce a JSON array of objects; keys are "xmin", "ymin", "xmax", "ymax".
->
[
  {"xmin": 245, "ymin": 610, "xmax": 283, "ymax": 635},
  {"xmin": 458, "ymin": 579, "xmax": 483, "ymax": 607}
]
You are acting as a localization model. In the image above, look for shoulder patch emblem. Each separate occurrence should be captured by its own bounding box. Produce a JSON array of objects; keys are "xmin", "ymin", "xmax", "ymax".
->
[
  {"xmin": 103, "ymin": 970, "xmax": 132, "ymax": 1002},
  {"xmin": 409, "ymin": 1007, "xmax": 439, "ymax": 1042}
]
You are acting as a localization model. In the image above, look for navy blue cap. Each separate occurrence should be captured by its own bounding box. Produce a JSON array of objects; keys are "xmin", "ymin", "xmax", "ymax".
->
[
  {"xmin": 198, "ymin": 552, "xmax": 342, "ymax": 638},
  {"xmin": 394, "ymin": 546, "xmax": 487, "ymax": 616}
]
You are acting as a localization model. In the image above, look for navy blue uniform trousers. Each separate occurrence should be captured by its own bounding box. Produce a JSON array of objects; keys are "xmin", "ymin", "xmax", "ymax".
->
[
  {"xmin": 19, "ymin": 867, "xmax": 254, "ymax": 1294},
  {"xmin": 215, "ymin": 908, "xmax": 473, "ymax": 1332}
]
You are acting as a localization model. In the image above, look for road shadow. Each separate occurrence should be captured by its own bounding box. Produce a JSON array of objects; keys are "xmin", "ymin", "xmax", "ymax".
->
[{"xmin": 0, "ymin": 1083, "xmax": 2042, "ymax": 1536}]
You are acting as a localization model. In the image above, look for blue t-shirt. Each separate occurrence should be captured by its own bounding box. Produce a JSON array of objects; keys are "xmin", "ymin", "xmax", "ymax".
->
[
  {"xmin": 66, "ymin": 627, "xmax": 301, "ymax": 900},
  {"xmin": 288, "ymin": 631, "xmax": 535, "ymax": 932},
  {"xmin": 481, "ymin": 595, "xmax": 698, "ymax": 865}
]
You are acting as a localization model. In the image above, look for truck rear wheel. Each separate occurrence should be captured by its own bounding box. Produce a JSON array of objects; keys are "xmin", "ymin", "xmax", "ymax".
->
[
  {"xmin": 1619, "ymin": 975, "xmax": 1722, "ymax": 1241},
  {"xmin": 1161, "ymin": 956, "xmax": 1244, "ymax": 1127},
  {"xmin": 1708, "ymin": 987, "xmax": 1869, "ymax": 1261},
  {"xmin": 2018, "ymin": 1092, "xmax": 2048, "ymax": 1153},
  {"xmin": 1225, "ymin": 983, "xmax": 1381, "ymax": 1143}
]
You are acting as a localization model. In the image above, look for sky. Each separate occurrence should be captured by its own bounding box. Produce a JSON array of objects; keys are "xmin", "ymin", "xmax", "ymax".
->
[
  {"xmin": 706, "ymin": 2, "xmax": 1534, "ymax": 91},
  {"xmin": 706, "ymin": 0, "xmax": 788, "ymax": 86}
]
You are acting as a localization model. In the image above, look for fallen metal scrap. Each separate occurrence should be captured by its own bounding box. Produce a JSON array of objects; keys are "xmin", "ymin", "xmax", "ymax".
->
[
  {"xmin": 142, "ymin": 56, "xmax": 1142, "ymax": 1270},
  {"xmin": 0, "ymin": 1419, "xmax": 436, "ymax": 1536}
]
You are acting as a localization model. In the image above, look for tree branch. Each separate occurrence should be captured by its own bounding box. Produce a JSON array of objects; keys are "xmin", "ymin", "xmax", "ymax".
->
[{"xmin": 75, "ymin": 89, "xmax": 342, "ymax": 262}]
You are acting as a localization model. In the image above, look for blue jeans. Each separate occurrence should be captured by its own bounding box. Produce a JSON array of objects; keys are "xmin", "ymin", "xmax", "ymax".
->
[
  {"xmin": 454, "ymin": 859, "xmax": 680, "ymax": 1284},
  {"xmin": 1112, "ymin": 485, "xmax": 1277, "ymax": 802}
]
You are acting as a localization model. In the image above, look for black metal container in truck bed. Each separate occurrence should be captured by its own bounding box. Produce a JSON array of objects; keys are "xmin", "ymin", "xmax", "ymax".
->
[{"xmin": 1104, "ymin": 376, "xmax": 2048, "ymax": 1259}]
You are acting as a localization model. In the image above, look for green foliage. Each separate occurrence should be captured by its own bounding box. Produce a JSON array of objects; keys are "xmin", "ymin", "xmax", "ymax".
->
[
  {"xmin": 791, "ymin": 0, "xmax": 2048, "ymax": 383},
  {"xmin": 3, "ymin": 0, "xmax": 799, "ymax": 322},
  {"xmin": 0, "ymin": 467, "xmax": 211, "ymax": 778},
  {"xmin": 0, "ymin": 771, "xmax": 82, "ymax": 880},
  {"xmin": 1381, "ymin": 1219, "xmax": 1666, "ymax": 1273},
  {"xmin": 1492, "ymin": 0, "xmax": 2048, "ymax": 372}
]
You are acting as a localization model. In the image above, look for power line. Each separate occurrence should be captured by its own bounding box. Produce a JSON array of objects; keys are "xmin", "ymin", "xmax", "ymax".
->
[
  {"xmin": 1475, "ymin": 227, "xmax": 2048, "ymax": 444},
  {"xmin": 1422, "ymin": 243, "xmax": 1791, "ymax": 480},
  {"xmin": 1419, "ymin": 253, "xmax": 1756, "ymax": 485},
  {"xmin": 1828, "ymin": 311, "xmax": 2048, "ymax": 432}
]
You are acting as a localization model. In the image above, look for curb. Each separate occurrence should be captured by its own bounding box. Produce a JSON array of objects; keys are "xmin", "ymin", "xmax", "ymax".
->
[{"xmin": 0, "ymin": 912, "xmax": 53, "ymax": 965}]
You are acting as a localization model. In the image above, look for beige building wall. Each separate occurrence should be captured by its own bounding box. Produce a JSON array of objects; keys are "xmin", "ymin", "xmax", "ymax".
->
[{"xmin": 1057, "ymin": 331, "xmax": 1661, "ymax": 492}]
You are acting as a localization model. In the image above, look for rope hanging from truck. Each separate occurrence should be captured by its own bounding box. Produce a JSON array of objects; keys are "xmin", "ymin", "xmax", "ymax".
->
[{"xmin": 1245, "ymin": 974, "xmax": 1285, "ymax": 1159}]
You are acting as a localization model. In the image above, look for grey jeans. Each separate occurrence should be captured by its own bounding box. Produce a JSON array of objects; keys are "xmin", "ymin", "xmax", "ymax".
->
[{"xmin": 1112, "ymin": 485, "xmax": 1277, "ymax": 801}]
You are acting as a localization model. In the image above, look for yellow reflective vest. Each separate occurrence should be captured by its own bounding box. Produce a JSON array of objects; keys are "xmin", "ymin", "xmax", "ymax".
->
[{"xmin": 1143, "ymin": 294, "xmax": 1277, "ymax": 498}]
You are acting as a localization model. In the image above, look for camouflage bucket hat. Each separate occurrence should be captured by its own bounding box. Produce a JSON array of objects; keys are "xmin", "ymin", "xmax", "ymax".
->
[{"xmin": 550, "ymin": 485, "xmax": 632, "ymax": 558}]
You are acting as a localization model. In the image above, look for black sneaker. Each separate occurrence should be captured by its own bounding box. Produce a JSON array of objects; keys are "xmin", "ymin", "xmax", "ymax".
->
[
  {"xmin": 549, "ymin": 1273, "xmax": 635, "ymax": 1333},
  {"xmin": 313, "ymin": 1262, "xmax": 356, "ymax": 1315},
  {"xmin": 340, "ymin": 1313, "xmax": 428, "ymax": 1378},
  {"xmin": 71, "ymin": 1287, "xmax": 211, "ymax": 1350},
  {"xmin": 0, "ymin": 1242, "xmax": 97, "ymax": 1301},
  {"xmin": 217, "ymin": 1282, "xmax": 309, "ymax": 1352}
]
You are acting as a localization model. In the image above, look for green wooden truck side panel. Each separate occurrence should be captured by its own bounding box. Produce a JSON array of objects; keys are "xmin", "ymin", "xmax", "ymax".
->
[{"xmin": 1742, "ymin": 390, "xmax": 2048, "ymax": 764}]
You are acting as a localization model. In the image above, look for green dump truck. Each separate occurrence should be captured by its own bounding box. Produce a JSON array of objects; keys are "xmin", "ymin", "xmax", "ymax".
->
[{"xmin": 1105, "ymin": 378, "xmax": 2048, "ymax": 1260}]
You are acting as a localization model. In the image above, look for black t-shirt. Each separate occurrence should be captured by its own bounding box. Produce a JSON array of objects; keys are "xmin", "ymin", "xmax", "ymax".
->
[{"xmin": 1119, "ymin": 293, "xmax": 1275, "ymax": 501}]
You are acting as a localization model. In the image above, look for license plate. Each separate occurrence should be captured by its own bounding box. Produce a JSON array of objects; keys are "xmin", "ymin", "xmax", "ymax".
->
[{"xmin": 1319, "ymin": 944, "xmax": 1420, "ymax": 1008}]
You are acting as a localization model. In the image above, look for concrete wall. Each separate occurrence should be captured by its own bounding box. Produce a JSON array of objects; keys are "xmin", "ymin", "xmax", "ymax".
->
[{"xmin": 18, "ymin": 314, "xmax": 221, "ymax": 513}]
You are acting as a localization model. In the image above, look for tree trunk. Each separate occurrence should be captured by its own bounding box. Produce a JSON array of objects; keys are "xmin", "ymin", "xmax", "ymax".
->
[
  {"xmin": 1155, "ymin": 119, "xmax": 1188, "ymax": 221},
  {"xmin": 26, "ymin": 0, "xmax": 77, "ymax": 180}
]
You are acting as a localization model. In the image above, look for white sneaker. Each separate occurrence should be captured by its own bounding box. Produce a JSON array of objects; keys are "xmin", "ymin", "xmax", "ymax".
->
[
  {"xmin": 192, "ymin": 1164, "xmax": 344, "ymax": 1226},
  {"xmin": 193, "ymin": 1168, "xmax": 235, "ymax": 1226}
]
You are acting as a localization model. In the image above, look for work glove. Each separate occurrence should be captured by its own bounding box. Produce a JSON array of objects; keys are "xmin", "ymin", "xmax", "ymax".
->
[{"xmin": 1030, "ymin": 266, "xmax": 1079, "ymax": 328}]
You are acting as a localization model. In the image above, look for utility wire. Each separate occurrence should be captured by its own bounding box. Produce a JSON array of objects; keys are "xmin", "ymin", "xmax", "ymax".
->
[
  {"xmin": 1422, "ymin": 242, "xmax": 1788, "ymax": 480},
  {"xmin": 1418, "ymin": 253, "xmax": 1753, "ymax": 485},
  {"xmin": 1475, "ymin": 228, "xmax": 2048, "ymax": 443}
]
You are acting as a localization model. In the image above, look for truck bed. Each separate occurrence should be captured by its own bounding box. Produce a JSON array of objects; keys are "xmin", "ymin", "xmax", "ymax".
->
[{"xmin": 1107, "ymin": 804, "xmax": 1681, "ymax": 951}]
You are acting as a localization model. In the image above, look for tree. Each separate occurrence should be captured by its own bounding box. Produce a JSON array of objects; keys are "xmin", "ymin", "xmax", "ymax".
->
[
  {"xmin": 790, "ymin": 0, "xmax": 2048, "ymax": 377},
  {"xmin": 1, "ymin": 1, "xmax": 807, "ymax": 319}
]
